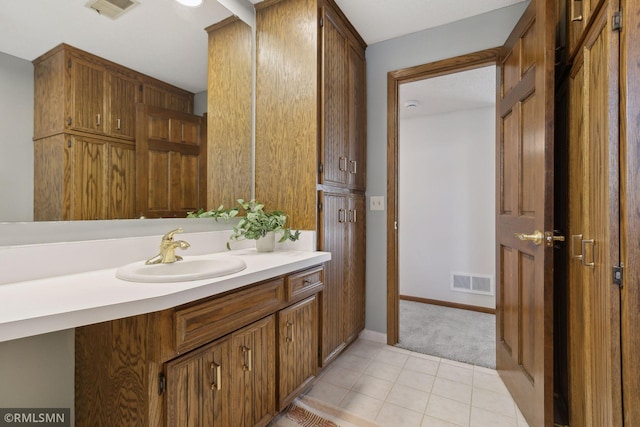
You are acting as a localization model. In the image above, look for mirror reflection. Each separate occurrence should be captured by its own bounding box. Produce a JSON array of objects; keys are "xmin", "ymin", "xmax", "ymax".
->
[{"xmin": 0, "ymin": 0, "xmax": 254, "ymax": 223}]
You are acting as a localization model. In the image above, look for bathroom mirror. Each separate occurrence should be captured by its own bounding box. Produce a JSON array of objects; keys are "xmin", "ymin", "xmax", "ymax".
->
[{"xmin": 0, "ymin": 0, "xmax": 256, "ymax": 225}]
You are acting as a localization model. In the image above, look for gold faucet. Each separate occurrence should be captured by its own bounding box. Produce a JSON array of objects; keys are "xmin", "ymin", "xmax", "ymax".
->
[{"xmin": 145, "ymin": 228, "xmax": 191, "ymax": 265}]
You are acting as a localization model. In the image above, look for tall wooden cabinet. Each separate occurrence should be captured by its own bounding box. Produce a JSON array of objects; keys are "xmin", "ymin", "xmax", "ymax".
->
[
  {"xmin": 32, "ymin": 43, "xmax": 194, "ymax": 221},
  {"xmin": 256, "ymin": 0, "xmax": 367, "ymax": 368},
  {"xmin": 560, "ymin": 0, "xmax": 628, "ymax": 425}
]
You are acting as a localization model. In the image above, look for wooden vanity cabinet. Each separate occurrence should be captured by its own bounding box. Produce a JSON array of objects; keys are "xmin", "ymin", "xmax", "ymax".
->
[{"xmin": 75, "ymin": 266, "xmax": 323, "ymax": 427}]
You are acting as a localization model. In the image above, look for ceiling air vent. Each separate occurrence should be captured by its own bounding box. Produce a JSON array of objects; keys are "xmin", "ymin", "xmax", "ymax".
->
[{"xmin": 85, "ymin": 0, "xmax": 140, "ymax": 20}]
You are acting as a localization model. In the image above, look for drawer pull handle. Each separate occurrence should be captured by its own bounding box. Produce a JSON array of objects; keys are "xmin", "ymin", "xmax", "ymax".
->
[
  {"xmin": 339, "ymin": 156, "xmax": 347, "ymax": 171},
  {"xmin": 571, "ymin": 0, "xmax": 583, "ymax": 21},
  {"xmin": 210, "ymin": 362, "xmax": 221, "ymax": 391},
  {"xmin": 581, "ymin": 239, "xmax": 595, "ymax": 267},
  {"xmin": 349, "ymin": 160, "xmax": 357, "ymax": 174},
  {"xmin": 242, "ymin": 346, "xmax": 252, "ymax": 372},
  {"xmin": 571, "ymin": 234, "xmax": 583, "ymax": 259},
  {"xmin": 286, "ymin": 321, "xmax": 294, "ymax": 343},
  {"xmin": 116, "ymin": 118, "xmax": 121, "ymax": 130},
  {"xmin": 96, "ymin": 113, "xmax": 101, "ymax": 127}
]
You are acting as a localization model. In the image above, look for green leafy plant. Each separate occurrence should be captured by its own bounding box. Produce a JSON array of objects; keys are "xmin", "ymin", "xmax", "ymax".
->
[{"xmin": 188, "ymin": 199, "xmax": 301, "ymax": 250}]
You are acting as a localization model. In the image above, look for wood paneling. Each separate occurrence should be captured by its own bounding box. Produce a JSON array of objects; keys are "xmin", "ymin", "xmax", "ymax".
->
[
  {"xmin": 345, "ymin": 194, "xmax": 365, "ymax": 342},
  {"xmin": 347, "ymin": 44, "xmax": 366, "ymax": 191},
  {"xmin": 206, "ymin": 17, "xmax": 253, "ymax": 209},
  {"xmin": 33, "ymin": 135, "xmax": 67, "ymax": 221},
  {"xmin": 255, "ymin": 0, "xmax": 318, "ymax": 231}
]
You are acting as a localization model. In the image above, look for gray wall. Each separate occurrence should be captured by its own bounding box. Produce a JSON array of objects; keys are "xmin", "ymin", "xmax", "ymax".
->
[
  {"xmin": 364, "ymin": 3, "xmax": 529, "ymax": 333},
  {"xmin": 0, "ymin": 52, "xmax": 34, "ymax": 222}
]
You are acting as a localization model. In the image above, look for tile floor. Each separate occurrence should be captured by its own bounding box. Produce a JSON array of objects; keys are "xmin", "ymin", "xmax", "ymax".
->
[{"xmin": 306, "ymin": 338, "xmax": 529, "ymax": 427}]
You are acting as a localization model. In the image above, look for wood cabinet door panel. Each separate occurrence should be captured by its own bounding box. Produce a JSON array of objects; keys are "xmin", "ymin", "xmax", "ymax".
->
[
  {"xmin": 166, "ymin": 336, "xmax": 232, "ymax": 427},
  {"xmin": 347, "ymin": 44, "xmax": 366, "ymax": 191},
  {"xmin": 320, "ymin": 8, "xmax": 349, "ymax": 188},
  {"xmin": 318, "ymin": 191, "xmax": 347, "ymax": 365},
  {"xmin": 108, "ymin": 143, "xmax": 136, "ymax": 219},
  {"xmin": 278, "ymin": 296, "xmax": 317, "ymax": 409},
  {"xmin": 69, "ymin": 57, "xmax": 105, "ymax": 135},
  {"xmin": 231, "ymin": 315, "xmax": 276, "ymax": 427},
  {"xmin": 108, "ymin": 72, "xmax": 138, "ymax": 140},
  {"xmin": 345, "ymin": 194, "xmax": 366, "ymax": 342},
  {"xmin": 72, "ymin": 135, "xmax": 108, "ymax": 220}
]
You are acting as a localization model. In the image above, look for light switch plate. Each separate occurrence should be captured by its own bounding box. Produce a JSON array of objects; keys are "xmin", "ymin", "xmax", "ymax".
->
[{"xmin": 370, "ymin": 196, "xmax": 385, "ymax": 211}]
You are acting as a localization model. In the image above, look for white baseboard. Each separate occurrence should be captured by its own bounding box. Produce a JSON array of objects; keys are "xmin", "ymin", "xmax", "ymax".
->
[{"xmin": 359, "ymin": 329, "xmax": 387, "ymax": 344}]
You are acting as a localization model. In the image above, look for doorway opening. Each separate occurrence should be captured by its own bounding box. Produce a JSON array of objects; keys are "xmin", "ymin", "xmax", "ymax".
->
[{"xmin": 386, "ymin": 49, "xmax": 500, "ymax": 367}]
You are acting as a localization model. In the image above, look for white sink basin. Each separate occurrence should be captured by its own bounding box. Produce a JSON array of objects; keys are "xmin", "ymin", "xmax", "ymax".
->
[{"xmin": 116, "ymin": 257, "xmax": 247, "ymax": 283}]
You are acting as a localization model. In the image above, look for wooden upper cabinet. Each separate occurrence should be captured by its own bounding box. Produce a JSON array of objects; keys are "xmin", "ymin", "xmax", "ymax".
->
[
  {"xmin": 33, "ymin": 43, "xmax": 194, "ymax": 141},
  {"xmin": 320, "ymin": 6, "xmax": 366, "ymax": 191}
]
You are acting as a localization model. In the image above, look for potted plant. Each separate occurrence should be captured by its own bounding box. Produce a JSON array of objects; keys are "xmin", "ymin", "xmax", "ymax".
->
[{"xmin": 188, "ymin": 199, "xmax": 300, "ymax": 251}]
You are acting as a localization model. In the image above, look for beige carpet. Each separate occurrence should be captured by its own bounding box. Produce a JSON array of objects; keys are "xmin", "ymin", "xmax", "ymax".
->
[{"xmin": 271, "ymin": 396, "xmax": 381, "ymax": 427}]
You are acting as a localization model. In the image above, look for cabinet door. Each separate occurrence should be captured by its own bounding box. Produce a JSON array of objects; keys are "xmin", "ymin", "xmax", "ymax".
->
[
  {"xmin": 166, "ymin": 336, "xmax": 232, "ymax": 427},
  {"xmin": 345, "ymin": 194, "xmax": 366, "ymax": 343},
  {"xmin": 69, "ymin": 56, "xmax": 105, "ymax": 135},
  {"xmin": 278, "ymin": 296, "xmax": 318, "ymax": 409},
  {"xmin": 347, "ymin": 44, "xmax": 366, "ymax": 191},
  {"xmin": 231, "ymin": 315, "xmax": 276, "ymax": 427},
  {"xmin": 318, "ymin": 191, "xmax": 347, "ymax": 366},
  {"xmin": 568, "ymin": 0, "xmax": 605, "ymax": 53},
  {"xmin": 108, "ymin": 71, "xmax": 138, "ymax": 140},
  {"xmin": 108, "ymin": 142, "xmax": 136, "ymax": 219},
  {"xmin": 320, "ymin": 8, "xmax": 349, "ymax": 188},
  {"xmin": 142, "ymin": 82, "xmax": 193, "ymax": 113},
  {"xmin": 70, "ymin": 135, "xmax": 108, "ymax": 220}
]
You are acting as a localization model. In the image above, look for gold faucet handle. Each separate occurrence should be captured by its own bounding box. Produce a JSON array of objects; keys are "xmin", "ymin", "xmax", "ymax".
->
[{"xmin": 162, "ymin": 227, "xmax": 184, "ymax": 241}]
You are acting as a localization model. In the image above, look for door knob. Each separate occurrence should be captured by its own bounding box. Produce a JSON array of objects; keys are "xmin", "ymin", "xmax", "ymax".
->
[{"xmin": 514, "ymin": 230, "xmax": 544, "ymax": 245}]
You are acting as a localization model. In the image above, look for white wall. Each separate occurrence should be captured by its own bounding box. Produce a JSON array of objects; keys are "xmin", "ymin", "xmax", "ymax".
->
[
  {"xmin": 399, "ymin": 107, "xmax": 495, "ymax": 308},
  {"xmin": 0, "ymin": 52, "xmax": 33, "ymax": 222},
  {"xmin": 365, "ymin": 3, "xmax": 528, "ymax": 333}
]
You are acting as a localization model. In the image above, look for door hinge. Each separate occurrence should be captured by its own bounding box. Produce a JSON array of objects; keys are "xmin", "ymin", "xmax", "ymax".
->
[
  {"xmin": 613, "ymin": 11, "xmax": 622, "ymax": 31},
  {"xmin": 318, "ymin": 201, "xmax": 323, "ymax": 212},
  {"xmin": 67, "ymin": 59, "xmax": 72, "ymax": 69},
  {"xmin": 318, "ymin": 162, "xmax": 323, "ymax": 174},
  {"xmin": 613, "ymin": 265, "xmax": 623, "ymax": 287},
  {"xmin": 158, "ymin": 372, "xmax": 166, "ymax": 395},
  {"xmin": 319, "ymin": 17, "xmax": 324, "ymax": 27}
]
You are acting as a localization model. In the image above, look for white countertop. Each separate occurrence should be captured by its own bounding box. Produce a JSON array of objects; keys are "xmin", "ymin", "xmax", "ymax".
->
[{"xmin": 0, "ymin": 249, "xmax": 331, "ymax": 342}]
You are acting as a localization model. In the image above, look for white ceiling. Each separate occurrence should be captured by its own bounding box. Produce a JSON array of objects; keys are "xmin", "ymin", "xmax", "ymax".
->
[
  {"xmin": 0, "ymin": 0, "xmax": 525, "ymax": 94},
  {"xmin": 399, "ymin": 66, "xmax": 496, "ymax": 119}
]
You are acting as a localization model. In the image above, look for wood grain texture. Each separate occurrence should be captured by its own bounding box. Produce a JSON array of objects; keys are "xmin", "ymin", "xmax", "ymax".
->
[
  {"xmin": 231, "ymin": 315, "xmax": 277, "ymax": 427},
  {"xmin": 566, "ymin": 2, "xmax": 622, "ymax": 425},
  {"xmin": 32, "ymin": 46, "xmax": 66, "ymax": 140},
  {"xmin": 33, "ymin": 135, "xmax": 66, "ymax": 221},
  {"xmin": 347, "ymin": 44, "xmax": 366, "ymax": 191},
  {"xmin": 174, "ymin": 278, "xmax": 285, "ymax": 354},
  {"xmin": 206, "ymin": 17, "xmax": 252, "ymax": 210},
  {"xmin": 255, "ymin": 0, "xmax": 318, "ymax": 230},
  {"xmin": 318, "ymin": 191, "xmax": 347, "ymax": 366},
  {"xmin": 344, "ymin": 194, "xmax": 365, "ymax": 343},
  {"xmin": 278, "ymin": 296, "xmax": 318, "ymax": 409},
  {"xmin": 620, "ymin": 0, "xmax": 640, "ymax": 424}
]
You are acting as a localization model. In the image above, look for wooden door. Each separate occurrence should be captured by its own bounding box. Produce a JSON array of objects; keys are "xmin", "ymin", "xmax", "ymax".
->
[
  {"xmin": 320, "ymin": 7, "xmax": 349, "ymax": 188},
  {"xmin": 495, "ymin": 1, "xmax": 555, "ymax": 426},
  {"xmin": 231, "ymin": 315, "xmax": 276, "ymax": 427},
  {"xmin": 278, "ymin": 296, "xmax": 318, "ymax": 410},
  {"xmin": 166, "ymin": 336, "xmax": 232, "ymax": 427},
  {"xmin": 318, "ymin": 190, "xmax": 347, "ymax": 366},
  {"xmin": 345, "ymin": 194, "xmax": 366, "ymax": 343},
  {"xmin": 567, "ymin": 1, "xmax": 622, "ymax": 425},
  {"xmin": 69, "ymin": 56, "xmax": 105, "ymax": 135},
  {"xmin": 136, "ymin": 104, "xmax": 207, "ymax": 218},
  {"xmin": 108, "ymin": 142, "xmax": 136, "ymax": 219}
]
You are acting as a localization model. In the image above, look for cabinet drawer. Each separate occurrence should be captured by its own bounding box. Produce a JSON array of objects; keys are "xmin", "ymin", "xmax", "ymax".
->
[
  {"xmin": 175, "ymin": 278, "xmax": 285, "ymax": 354},
  {"xmin": 286, "ymin": 266, "xmax": 324, "ymax": 301}
]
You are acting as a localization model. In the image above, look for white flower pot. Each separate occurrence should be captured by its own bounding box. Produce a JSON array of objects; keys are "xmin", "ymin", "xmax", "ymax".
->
[{"xmin": 255, "ymin": 232, "xmax": 276, "ymax": 252}]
